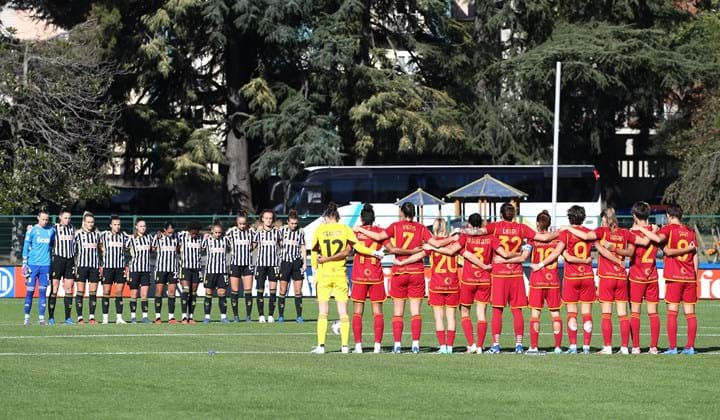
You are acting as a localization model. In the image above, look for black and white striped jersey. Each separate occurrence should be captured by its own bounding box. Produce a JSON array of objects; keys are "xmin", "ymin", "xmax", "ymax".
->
[
  {"xmin": 178, "ymin": 231, "xmax": 203, "ymax": 270},
  {"xmin": 226, "ymin": 226, "xmax": 256, "ymax": 266},
  {"xmin": 128, "ymin": 235, "xmax": 153, "ymax": 273},
  {"xmin": 53, "ymin": 223, "xmax": 76, "ymax": 259},
  {"xmin": 280, "ymin": 226, "xmax": 305, "ymax": 262},
  {"xmin": 202, "ymin": 236, "xmax": 230, "ymax": 274},
  {"xmin": 153, "ymin": 234, "xmax": 178, "ymax": 273},
  {"xmin": 254, "ymin": 228, "xmax": 281, "ymax": 267},
  {"xmin": 100, "ymin": 231, "xmax": 131, "ymax": 269},
  {"xmin": 74, "ymin": 229, "xmax": 100, "ymax": 268}
]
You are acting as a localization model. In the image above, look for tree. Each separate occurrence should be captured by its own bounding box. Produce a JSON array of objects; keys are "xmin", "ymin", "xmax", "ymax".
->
[{"xmin": 0, "ymin": 19, "xmax": 120, "ymax": 213}]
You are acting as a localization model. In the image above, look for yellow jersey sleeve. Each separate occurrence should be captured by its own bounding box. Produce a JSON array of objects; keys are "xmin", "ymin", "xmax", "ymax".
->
[{"xmin": 345, "ymin": 225, "xmax": 375, "ymax": 256}]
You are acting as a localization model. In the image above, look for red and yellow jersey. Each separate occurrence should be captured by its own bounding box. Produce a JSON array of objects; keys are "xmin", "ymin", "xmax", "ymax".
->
[
  {"xmin": 529, "ymin": 239, "xmax": 560, "ymax": 288},
  {"xmin": 427, "ymin": 238, "xmax": 459, "ymax": 293},
  {"xmin": 351, "ymin": 225, "xmax": 385, "ymax": 284},
  {"xmin": 594, "ymin": 227, "xmax": 635, "ymax": 280},
  {"xmin": 457, "ymin": 233, "xmax": 494, "ymax": 285},
  {"xmin": 629, "ymin": 225, "xmax": 659, "ymax": 283},
  {"xmin": 659, "ymin": 223, "xmax": 697, "ymax": 282},
  {"xmin": 385, "ymin": 220, "xmax": 432, "ymax": 274},
  {"xmin": 558, "ymin": 226, "xmax": 594, "ymax": 280},
  {"xmin": 486, "ymin": 220, "xmax": 536, "ymax": 277}
]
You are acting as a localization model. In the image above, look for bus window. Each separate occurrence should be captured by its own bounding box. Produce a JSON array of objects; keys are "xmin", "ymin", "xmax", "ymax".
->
[
  {"xmin": 329, "ymin": 178, "xmax": 371, "ymax": 205},
  {"xmin": 373, "ymin": 172, "xmax": 411, "ymax": 202}
]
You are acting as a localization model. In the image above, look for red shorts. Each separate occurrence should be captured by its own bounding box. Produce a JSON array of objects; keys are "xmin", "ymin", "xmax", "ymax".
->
[
  {"xmin": 598, "ymin": 277, "xmax": 628, "ymax": 303},
  {"xmin": 528, "ymin": 287, "xmax": 562, "ymax": 311},
  {"xmin": 350, "ymin": 282, "xmax": 386, "ymax": 303},
  {"xmin": 629, "ymin": 281, "xmax": 659, "ymax": 304},
  {"xmin": 428, "ymin": 291, "xmax": 460, "ymax": 307},
  {"xmin": 562, "ymin": 278, "xmax": 596, "ymax": 304},
  {"xmin": 389, "ymin": 273, "xmax": 425, "ymax": 300},
  {"xmin": 459, "ymin": 283, "xmax": 491, "ymax": 306},
  {"xmin": 665, "ymin": 281, "xmax": 697, "ymax": 304},
  {"xmin": 491, "ymin": 276, "xmax": 527, "ymax": 308}
]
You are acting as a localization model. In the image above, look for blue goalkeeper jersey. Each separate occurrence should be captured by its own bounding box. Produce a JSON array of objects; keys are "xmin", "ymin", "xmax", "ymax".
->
[{"xmin": 23, "ymin": 224, "xmax": 55, "ymax": 266}]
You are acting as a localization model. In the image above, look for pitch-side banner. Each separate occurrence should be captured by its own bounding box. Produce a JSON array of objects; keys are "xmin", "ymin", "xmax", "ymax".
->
[{"xmin": 3, "ymin": 265, "xmax": 720, "ymax": 299}]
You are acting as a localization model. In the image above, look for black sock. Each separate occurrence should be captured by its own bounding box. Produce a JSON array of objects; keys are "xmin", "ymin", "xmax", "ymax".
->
[
  {"xmin": 129, "ymin": 298, "xmax": 137, "ymax": 315},
  {"xmin": 102, "ymin": 296, "xmax": 110, "ymax": 315},
  {"xmin": 168, "ymin": 297, "xmax": 176, "ymax": 317},
  {"xmin": 155, "ymin": 297, "xmax": 162, "ymax": 319},
  {"xmin": 64, "ymin": 295, "xmax": 73, "ymax": 319},
  {"xmin": 204, "ymin": 296, "xmax": 212, "ymax": 316},
  {"xmin": 219, "ymin": 296, "xmax": 227, "ymax": 316},
  {"xmin": 268, "ymin": 291, "xmax": 277, "ymax": 316},
  {"xmin": 89, "ymin": 293, "xmax": 97, "ymax": 317},
  {"xmin": 295, "ymin": 295, "xmax": 303, "ymax": 318},
  {"xmin": 189, "ymin": 294, "xmax": 197, "ymax": 317},
  {"xmin": 244, "ymin": 290, "xmax": 253, "ymax": 317},
  {"xmin": 278, "ymin": 295, "xmax": 286, "ymax": 317},
  {"xmin": 141, "ymin": 299, "xmax": 148, "ymax": 315},
  {"xmin": 75, "ymin": 293, "xmax": 84, "ymax": 318},
  {"xmin": 181, "ymin": 290, "xmax": 189, "ymax": 317},
  {"xmin": 231, "ymin": 292, "xmax": 239, "ymax": 317},
  {"xmin": 115, "ymin": 297, "xmax": 123, "ymax": 315},
  {"xmin": 48, "ymin": 294, "xmax": 57, "ymax": 319},
  {"xmin": 256, "ymin": 292, "xmax": 265, "ymax": 317}
]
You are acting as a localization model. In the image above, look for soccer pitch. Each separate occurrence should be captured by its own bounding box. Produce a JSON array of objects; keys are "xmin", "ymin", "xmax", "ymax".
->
[{"xmin": 1, "ymin": 299, "xmax": 719, "ymax": 419}]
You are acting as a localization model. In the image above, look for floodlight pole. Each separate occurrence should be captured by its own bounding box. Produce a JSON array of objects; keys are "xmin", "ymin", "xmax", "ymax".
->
[{"xmin": 551, "ymin": 62, "xmax": 561, "ymax": 226}]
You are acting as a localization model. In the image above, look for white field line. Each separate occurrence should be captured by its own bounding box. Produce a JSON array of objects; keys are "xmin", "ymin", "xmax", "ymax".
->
[{"xmin": 0, "ymin": 350, "xmax": 719, "ymax": 356}]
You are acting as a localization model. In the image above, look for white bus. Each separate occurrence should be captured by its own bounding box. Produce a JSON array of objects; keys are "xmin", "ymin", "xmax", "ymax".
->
[{"xmin": 280, "ymin": 165, "xmax": 602, "ymax": 247}]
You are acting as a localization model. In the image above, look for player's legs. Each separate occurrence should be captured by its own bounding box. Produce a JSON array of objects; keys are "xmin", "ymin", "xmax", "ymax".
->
[
  {"xmin": 23, "ymin": 273, "xmax": 38, "ymax": 323},
  {"xmin": 390, "ymin": 274, "xmax": 409, "ymax": 351},
  {"xmin": 229, "ymin": 272, "xmax": 241, "ymax": 320},
  {"xmin": 432, "ymin": 305, "xmax": 447, "ymax": 351},
  {"xmin": 217, "ymin": 285, "xmax": 228, "ymax": 322},
  {"xmin": 139, "ymin": 277, "xmax": 150, "ymax": 322},
  {"xmin": 75, "ymin": 275, "xmax": 86, "ymax": 322},
  {"xmin": 371, "ymin": 301, "xmax": 384, "ymax": 351},
  {"xmin": 409, "ymin": 297, "xmax": 423, "ymax": 352},
  {"xmin": 189, "ymin": 280, "xmax": 199, "ymax": 321},
  {"xmin": 293, "ymin": 279, "xmax": 303, "ymax": 320},
  {"xmin": 353, "ymin": 298, "xmax": 366, "ymax": 346},
  {"xmin": 129, "ymin": 280, "xmax": 139, "ymax": 322},
  {"xmin": 84, "ymin": 272, "xmax": 99, "ymax": 323},
  {"xmin": 48, "ymin": 277, "xmax": 61, "ymax": 322},
  {"xmin": 154, "ymin": 280, "xmax": 165, "ymax": 323},
  {"xmin": 204, "ymin": 286, "xmax": 215, "ymax": 321},
  {"xmin": 580, "ymin": 301, "xmax": 593, "ymax": 351},
  {"xmin": 242, "ymin": 274, "xmax": 253, "ymax": 320},
  {"xmin": 529, "ymin": 308, "xmax": 542, "ymax": 351},
  {"xmin": 490, "ymin": 277, "xmax": 509, "ymax": 350},
  {"xmin": 335, "ymin": 293, "xmax": 351, "ymax": 350},
  {"xmin": 113, "ymin": 280, "xmax": 125, "ymax": 323},
  {"xmin": 180, "ymin": 277, "xmax": 191, "ymax": 322},
  {"xmin": 255, "ymin": 268, "xmax": 267, "ymax": 320},
  {"xmin": 167, "ymin": 282, "xmax": 178, "ymax": 322},
  {"xmin": 278, "ymin": 280, "xmax": 290, "ymax": 320},
  {"xmin": 460, "ymin": 304, "xmax": 474, "ymax": 349},
  {"xmin": 683, "ymin": 301, "xmax": 697, "ymax": 352},
  {"xmin": 316, "ymin": 298, "xmax": 330, "ymax": 348},
  {"xmin": 61, "ymin": 263, "xmax": 76, "ymax": 323},
  {"xmin": 600, "ymin": 299, "xmax": 614, "ymax": 351},
  {"xmin": 615, "ymin": 299, "xmax": 630, "ymax": 352},
  {"xmin": 550, "ymin": 310, "xmax": 563, "ymax": 351},
  {"xmin": 101, "ymin": 277, "xmax": 112, "ymax": 323},
  {"xmin": 267, "ymin": 267, "xmax": 279, "ymax": 320},
  {"xmin": 508, "ymin": 278, "xmax": 527, "ymax": 350},
  {"xmin": 565, "ymin": 302, "xmax": 578, "ymax": 351}
]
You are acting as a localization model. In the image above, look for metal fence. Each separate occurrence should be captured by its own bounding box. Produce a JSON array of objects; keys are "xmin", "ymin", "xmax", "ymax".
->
[{"xmin": 3, "ymin": 213, "xmax": 720, "ymax": 265}]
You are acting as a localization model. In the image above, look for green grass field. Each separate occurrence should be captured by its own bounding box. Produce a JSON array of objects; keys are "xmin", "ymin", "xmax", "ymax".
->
[{"xmin": 1, "ymin": 298, "xmax": 719, "ymax": 419}]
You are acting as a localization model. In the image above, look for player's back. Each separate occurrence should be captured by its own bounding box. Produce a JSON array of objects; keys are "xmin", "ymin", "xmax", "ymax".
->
[
  {"xmin": 559, "ymin": 226, "xmax": 593, "ymax": 280},
  {"xmin": 428, "ymin": 238, "xmax": 459, "ymax": 292},
  {"xmin": 629, "ymin": 225, "xmax": 658, "ymax": 281},
  {"xmin": 314, "ymin": 223, "xmax": 352, "ymax": 275},
  {"xmin": 385, "ymin": 220, "xmax": 430, "ymax": 272},
  {"xmin": 352, "ymin": 225, "xmax": 383, "ymax": 281},
  {"xmin": 659, "ymin": 223, "xmax": 696, "ymax": 281}
]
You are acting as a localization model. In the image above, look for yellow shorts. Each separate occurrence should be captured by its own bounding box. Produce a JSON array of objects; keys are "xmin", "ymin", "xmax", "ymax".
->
[{"xmin": 316, "ymin": 274, "xmax": 349, "ymax": 302}]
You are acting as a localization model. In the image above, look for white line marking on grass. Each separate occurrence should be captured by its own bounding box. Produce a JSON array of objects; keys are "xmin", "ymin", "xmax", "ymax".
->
[
  {"xmin": 0, "ymin": 351, "xmax": 310, "ymax": 356},
  {"xmin": 0, "ymin": 332, "xmax": 317, "ymax": 339}
]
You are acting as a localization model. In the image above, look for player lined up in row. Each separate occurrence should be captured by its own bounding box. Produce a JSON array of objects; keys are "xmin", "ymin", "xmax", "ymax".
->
[
  {"xmin": 21, "ymin": 209, "xmax": 309, "ymax": 326},
  {"xmin": 309, "ymin": 201, "xmax": 697, "ymax": 356}
]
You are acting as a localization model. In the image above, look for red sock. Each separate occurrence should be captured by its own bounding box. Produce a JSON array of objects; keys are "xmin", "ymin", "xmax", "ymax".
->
[
  {"xmin": 667, "ymin": 310, "xmax": 678, "ymax": 349},
  {"xmin": 373, "ymin": 314, "xmax": 384, "ymax": 344},
  {"xmin": 582, "ymin": 314, "xmax": 593, "ymax": 347},
  {"xmin": 511, "ymin": 308, "xmax": 524, "ymax": 344},
  {"xmin": 529, "ymin": 317, "xmax": 540, "ymax": 349},
  {"xmin": 630, "ymin": 312, "xmax": 641, "ymax": 348},
  {"xmin": 552, "ymin": 317, "xmax": 563, "ymax": 348},
  {"xmin": 686, "ymin": 313, "xmax": 697, "ymax": 349},
  {"xmin": 619, "ymin": 315, "xmax": 630, "ymax": 347},
  {"xmin": 461, "ymin": 316, "xmax": 474, "ymax": 346},
  {"xmin": 567, "ymin": 312, "xmax": 578, "ymax": 346},
  {"xmin": 601, "ymin": 313, "xmax": 612, "ymax": 347},
  {"xmin": 411, "ymin": 315, "xmax": 422, "ymax": 341},
  {"xmin": 649, "ymin": 313, "xmax": 660, "ymax": 348},
  {"xmin": 477, "ymin": 320, "xmax": 488, "ymax": 349},
  {"xmin": 436, "ymin": 329, "xmax": 446, "ymax": 346},
  {"xmin": 447, "ymin": 330, "xmax": 456, "ymax": 347},
  {"xmin": 392, "ymin": 316, "xmax": 403, "ymax": 342},
  {"xmin": 491, "ymin": 307, "xmax": 503, "ymax": 345},
  {"xmin": 352, "ymin": 314, "xmax": 363, "ymax": 344}
]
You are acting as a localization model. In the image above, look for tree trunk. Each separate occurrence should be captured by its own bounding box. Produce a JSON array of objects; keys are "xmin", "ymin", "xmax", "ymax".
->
[{"xmin": 224, "ymin": 28, "xmax": 258, "ymax": 213}]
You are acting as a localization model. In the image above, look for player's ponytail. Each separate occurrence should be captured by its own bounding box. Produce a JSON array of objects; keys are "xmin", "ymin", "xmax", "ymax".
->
[
  {"xmin": 603, "ymin": 208, "xmax": 618, "ymax": 231},
  {"xmin": 467, "ymin": 213, "xmax": 482, "ymax": 228},
  {"xmin": 323, "ymin": 202, "xmax": 339, "ymax": 221},
  {"xmin": 288, "ymin": 209, "xmax": 298, "ymax": 221},
  {"xmin": 536, "ymin": 210, "xmax": 551, "ymax": 232},
  {"xmin": 360, "ymin": 204, "xmax": 375, "ymax": 226},
  {"xmin": 432, "ymin": 218, "xmax": 448, "ymax": 237}
]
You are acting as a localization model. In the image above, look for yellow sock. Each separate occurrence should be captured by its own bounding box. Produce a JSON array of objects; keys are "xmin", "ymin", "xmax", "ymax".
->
[
  {"xmin": 340, "ymin": 314, "xmax": 350, "ymax": 347},
  {"xmin": 317, "ymin": 313, "xmax": 328, "ymax": 346}
]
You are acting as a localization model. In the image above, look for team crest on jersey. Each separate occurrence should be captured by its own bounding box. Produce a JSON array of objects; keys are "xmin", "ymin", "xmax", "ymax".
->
[
  {"xmin": 364, "ymin": 269, "xmax": 371, "ymax": 276},
  {"xmin": 645, "ymin": 268, "xmax": 651, "ymax": 275},
  {"xmin": 545, "ymin": 273, "xmax": 552, "ymax": 280},
  {"xmin": 473, "ymin": 271, "xmax": 482, "ymax": 277},
  {"xmin": 613, "ymin": 265, "xmax": 622, "ymax": 272},
  {"xmin": 681, "ymin": 268, "xmax": 687, "ymax": 274},
  {"xmin": 443, "ymin": 277, "xmax": 451, "ymax": 285},
  {"xmin": 578, "ymin": 266, "xmax": 586, "ymax": 272}
]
